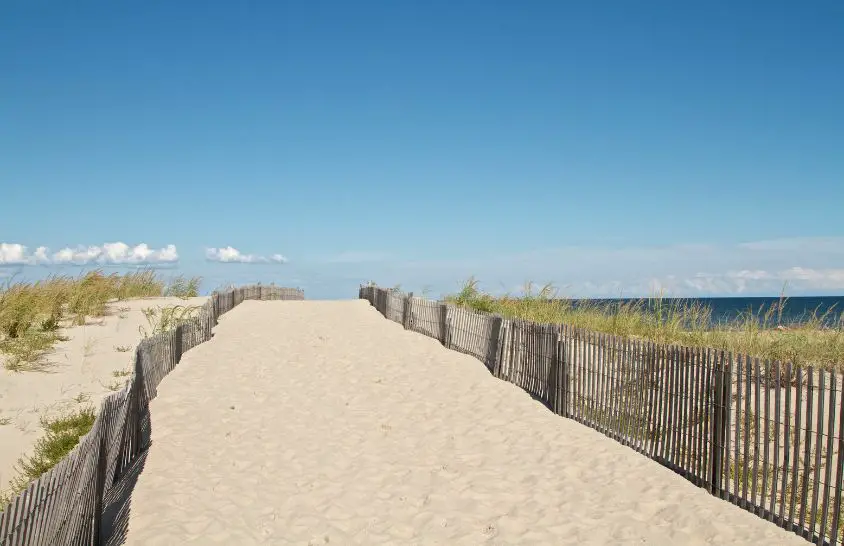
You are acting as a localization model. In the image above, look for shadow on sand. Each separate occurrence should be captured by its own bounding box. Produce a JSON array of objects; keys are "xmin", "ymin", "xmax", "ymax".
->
[{"xmin": 102, "ymin": 447, "xmax": 149, "ymax": 546}]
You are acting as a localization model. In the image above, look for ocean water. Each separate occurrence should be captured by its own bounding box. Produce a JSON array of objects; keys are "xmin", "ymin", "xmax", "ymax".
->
[{"xmin": 569, "ymin": 296, "xmax": 844, "ymax": 328}]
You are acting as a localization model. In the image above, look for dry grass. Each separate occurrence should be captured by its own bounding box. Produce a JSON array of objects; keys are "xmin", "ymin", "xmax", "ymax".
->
[
  {"xmin": 0, "ymin": 270, "xmax": 202, "ymax": 371},
  {"xmin": 447, "ymin": 277, "xmax": 844, "ymax": 372}
]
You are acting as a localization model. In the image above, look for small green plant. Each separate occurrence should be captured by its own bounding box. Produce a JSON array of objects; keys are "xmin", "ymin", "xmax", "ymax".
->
[
  {"xmin": 112, "ymin": 368, "xmax": 131, "ymax": 378},
  {"xmin": 0, "ymin": 406, "xmax": 96, "ymax": 509},
  {"xmin": 139, "ymin": 305, "xmax": 200, "ymax": 338},
  {"xmin": 101, "ymin": 379, "xmax": 123, "ymax": 391},
  {"xmin": 0, "ymin": 416, "xmax": 11, "ymax": 426},
  {"xmin": 114, "ymin": 345, "xmax": 131, "ymax": 352}
]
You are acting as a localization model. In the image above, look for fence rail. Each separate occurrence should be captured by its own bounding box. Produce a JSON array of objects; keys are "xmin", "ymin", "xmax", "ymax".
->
[
  {"xmin": 0, "ymin": 285, "xmax": 304, "ymax": 546},
  {"xmin": 360, "ymin": 284, "xmax": 844, "ymax": 546}
]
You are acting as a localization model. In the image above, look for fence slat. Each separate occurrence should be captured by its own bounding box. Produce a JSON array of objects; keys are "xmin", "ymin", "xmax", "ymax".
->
[
  {"xmin": 718, "ymin": 352, "xmax": 731, "ymax": 500},
  {"xmin": 782, "ymin": 362, "xmax": 794, "ymax": 526},
  {"xmin": 644, "ymin": 341, "xmax": 657, "ymax": 457},
  {"xmin": 750, "ymin": 358, "xmax": 767, "ymax": 515},
  {"xmin": 819, "ymin": 371, "xmax": 837, "ymax": 545},
  {"xmin": 742, "ymin": 356, "xmax": 752, "ymax": 510},
  {"xmin": 657, "ymin": 343, "xmax": 669, "ymax": 462},
  {"xmin": 830, "ymin": 368, "xmax": 844, "ymax": 543},
  {"xmin": 679, "ymin": 347, "xmax": 690, "ymax": 475},
  {"xmin": 810, "ymin": 370, "xmax": 826, "ymax": 540},
  {"xmin": 771, "ymin": 360, "xmax": 782, "ymax": 522},
  {"xmin": 790, "ymin": 365, "xmax": 803, "ymax": 530},
  {"xmin": 800, "ymin": 368, "xmax": 815, "ymax": 535},
  {"xmin": 697, "ymin": 348, "xmax": 707, "ymax": 488}
]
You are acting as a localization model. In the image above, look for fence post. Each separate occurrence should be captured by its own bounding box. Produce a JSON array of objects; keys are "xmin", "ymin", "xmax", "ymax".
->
[
  {"xmin": 439, "ymin": 303, "xmax": 449, "ymax": 348},
  {"xmin": 710, "ymin": 351, "xmax": 729, "ymax": 494},
  {"xmin": 543, "ymin": 324, "xmax": 557, "ymax": 413},
  {"xmin": 557, "ymin": 326, "xmax": 569, "ymax": 417},
  {"xmin": 174, "ymin": 324, "xmax": 184, "ymax": 364},
  {"xmin": 485, "ymin": 315, "xmax": 503, "ymax": 374},
  {"xmin": 402, "ymin": 293, "xmax": 414, "ymax": 330},
  {"xmin": 92, "ymin": 422, "xmax": 108, "ymax": 545}
]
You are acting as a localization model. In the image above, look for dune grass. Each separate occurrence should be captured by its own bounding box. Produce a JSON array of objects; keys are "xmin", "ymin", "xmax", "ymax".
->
[
  {"xmin": 0, "ymin": 406, "xmax": 97, "ymax": 509},
  {"xmin": 163, "ymin": 275, "xmax": 201, "ymax": 299},
  {"xmin": 446, "ymin": 277, "xmax": 844, "ymax": 371},
  {"xmin": 139, "ymin": 304, "xmax": 202, "ymax": 338},
  {"xmin": 0, "ymin": 270, "xmax": 201, "ymax": 372},
  {"xmin": 0, "ymin": 270, "xmax": 203, "ymax": 511}
]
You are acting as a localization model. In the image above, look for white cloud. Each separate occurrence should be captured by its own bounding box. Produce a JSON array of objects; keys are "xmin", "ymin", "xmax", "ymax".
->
[
  {"xmin": 205, "ymin": 246, "xmax": 288, "ymax": 264},
  {"xmin": 0, "ymin": 242, "xmax": 178, "ymax": 266},
  {"xmin": 0, "ymin": 243, "xmax": 34, "ymax": 265}
]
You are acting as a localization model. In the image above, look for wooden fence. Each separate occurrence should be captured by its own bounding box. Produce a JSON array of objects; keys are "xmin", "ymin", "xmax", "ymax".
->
[
  {"xmin": 360, "ymin": 284, "xmax": 844, "ymax": 546},
  {"xmin": 0, "ymin": 285, "xmax": 304, "ymax": 546}
]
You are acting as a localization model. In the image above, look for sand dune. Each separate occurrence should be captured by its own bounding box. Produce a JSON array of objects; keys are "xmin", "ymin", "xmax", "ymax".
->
[
  {"xmin": 0, "ymin": 296, "xmax": 207, "ymax": 496},
  {"xmin": 122, "ymin": 300, "xmax": 805, "ymax": 545}
]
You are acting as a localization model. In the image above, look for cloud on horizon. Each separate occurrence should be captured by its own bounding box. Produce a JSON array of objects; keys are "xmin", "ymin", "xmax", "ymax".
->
[
  {"xmin": 205, "ymin": 246, "xmax": 288, "ymax": 264},
  {"xmin": 338, "ymin": 236, "xmax": 844, "ymax": 298},
  {"xmin": 319, "ymin": 251, "xmax": 389, "ymax": 264},
  {"xmin": 0, "ymin": 242, "xmax": 179, "ymax": 267}
]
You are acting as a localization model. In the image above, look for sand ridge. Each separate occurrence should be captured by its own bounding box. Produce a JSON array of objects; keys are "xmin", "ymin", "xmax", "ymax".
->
[{"xmin": 123, "ymin": 300, "xmax": 805, "ymax": 545}]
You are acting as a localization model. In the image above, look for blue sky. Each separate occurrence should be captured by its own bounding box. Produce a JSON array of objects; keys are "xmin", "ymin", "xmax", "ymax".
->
[{"xmin": 1, "ymin": 1, "xmax": 842, "ymax": 299}]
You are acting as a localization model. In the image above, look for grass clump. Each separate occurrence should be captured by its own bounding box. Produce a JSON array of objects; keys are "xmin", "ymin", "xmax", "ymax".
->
[
  {"xmin": 139, "ymin": 305, "xmax": 201, "ymax": 338},
  {"xmin": 0, "ymin": 406, "xmax": 96, "ymax": 510},
  {"xmin": 163, "ymin": 275, "xmax": 201, "ymax": 299},
  {"xmin": 446, "ymin": 277, "xmax": 844, "ymax": 371},
  {"xmin": 0, "ymin": 270, "xmax": 202, "ymax": 371}
]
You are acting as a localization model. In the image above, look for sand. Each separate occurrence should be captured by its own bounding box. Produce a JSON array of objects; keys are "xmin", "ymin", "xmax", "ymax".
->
[
  {"xmin": 0, "ymin": 296, "xmax": 207, "ymax": 496},
  {"xmin": 121, "ymin": 300, "xmax": 806, "ymax": 545}
]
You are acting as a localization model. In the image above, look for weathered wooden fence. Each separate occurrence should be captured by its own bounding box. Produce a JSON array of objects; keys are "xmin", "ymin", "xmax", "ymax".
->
[
  {"xmin": 360, "ymin": 284, "xmax": 844, "ymax": 546},
  {"xmin": 0, "ymin": 285, "xmax": 304, "ymax": 546}
]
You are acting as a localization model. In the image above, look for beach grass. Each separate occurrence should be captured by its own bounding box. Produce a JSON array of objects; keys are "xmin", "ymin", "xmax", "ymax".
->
[
  {"xmin": 0, "ymin": 270, "xmax": 203, "ymax": 510},
  {"xmin": 0, "ymin": 406, "xmax": 96, "ymax": 509},
  {"xmin": 0, "ymin": 270, "xmax": 202, "ymax": 371},
  {"xmin": 139, "ymin": 304, "xmax": 202, "ymax": 338},
  {"xmin": 446, "ymin": 277, "xmax": 844, "ymax": 371}
]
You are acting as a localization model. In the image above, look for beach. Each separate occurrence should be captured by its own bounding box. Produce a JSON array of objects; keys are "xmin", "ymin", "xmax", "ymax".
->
[
  {"xmin": 0, "ymin": 296, "xmax": 207, "ymax": 497},
  {"xmin": 113, "ymin": 301, "xmax": 805, "ymax": 544},
  {"xmin": 116, "ymin": 299, "xmax": 806, "ymax": 545}
]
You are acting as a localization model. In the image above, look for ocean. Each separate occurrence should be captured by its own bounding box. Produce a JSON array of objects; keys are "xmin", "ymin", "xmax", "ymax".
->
[{"xmin": 570, "ymin": 296, "xmax": 844, "ymax": 328}]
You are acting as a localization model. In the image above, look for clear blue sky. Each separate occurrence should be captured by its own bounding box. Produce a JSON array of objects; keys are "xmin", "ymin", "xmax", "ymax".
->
[{"xmin": 2, "ymin": 1, "xmax": 842, "ymax": 298}]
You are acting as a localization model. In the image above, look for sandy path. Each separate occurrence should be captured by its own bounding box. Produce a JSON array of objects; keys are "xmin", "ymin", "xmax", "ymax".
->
[
  {"xmin": 0, "ymin": 296, "xmax": 207, "ymax": 496},
  {"xmin": 123, "ymin": 300, "xmax": 805, "ymax": 545}
]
